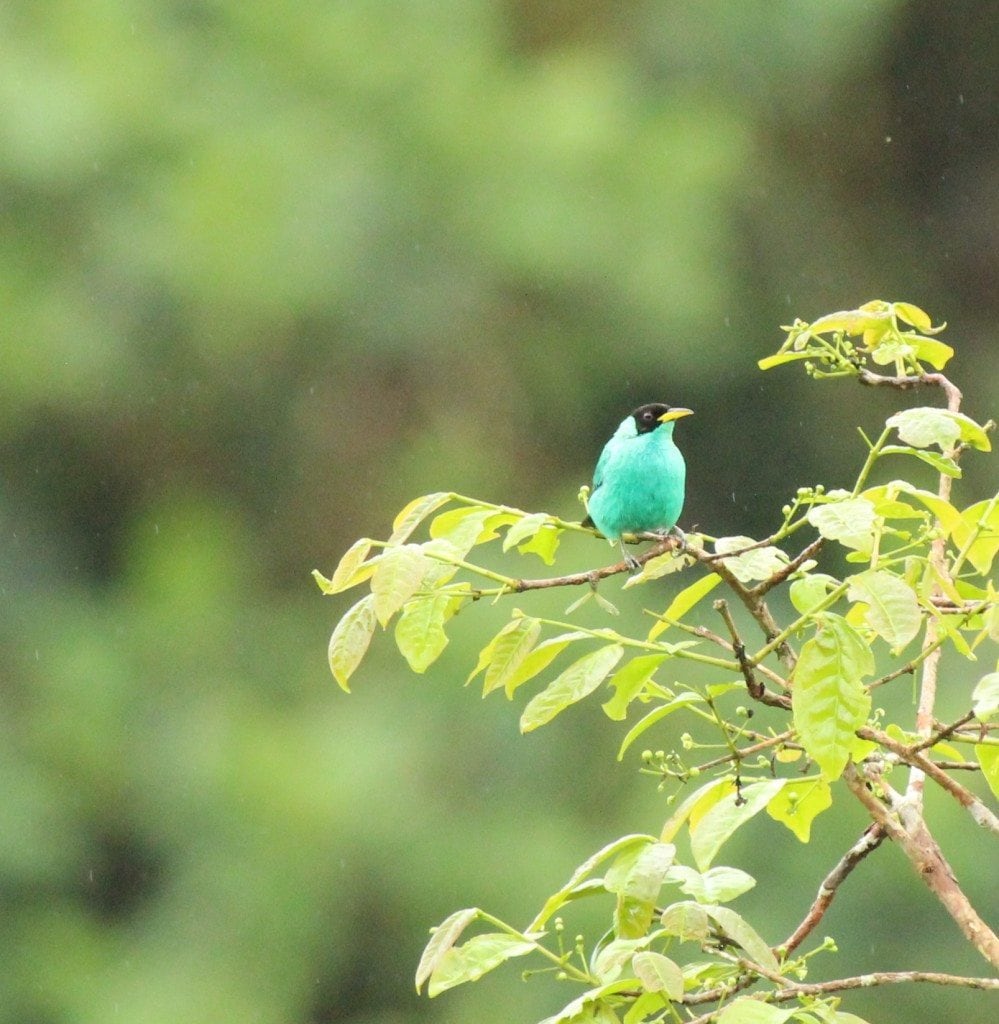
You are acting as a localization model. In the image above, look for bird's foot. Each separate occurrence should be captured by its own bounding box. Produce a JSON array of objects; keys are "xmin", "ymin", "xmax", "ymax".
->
[{"xmin": 618, "ymin": 541, "xmax": 642, "ymax": 573}]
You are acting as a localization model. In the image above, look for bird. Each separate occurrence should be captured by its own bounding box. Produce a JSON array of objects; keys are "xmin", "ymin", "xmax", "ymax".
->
[{"xmin": 583, "ymin": 402, "xmax": 693, "ymax": 568}]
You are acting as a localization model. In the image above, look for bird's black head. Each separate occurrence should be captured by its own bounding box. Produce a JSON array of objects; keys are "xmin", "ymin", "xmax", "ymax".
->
[{"xmin": 631, "ymin": 402, "xmax": 694, "ymax": 435}]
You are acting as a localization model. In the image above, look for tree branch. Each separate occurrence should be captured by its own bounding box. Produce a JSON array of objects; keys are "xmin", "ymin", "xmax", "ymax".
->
[
  {"xmin": 858, "ymin": 727, "xmax": 999, "ymax": 836},
  {"xmin": 844, "ymin": 763, "xmax": 999, "ymax": 970},
  {"xmin": 779, "ymin": 824, "xmax": 886, "ymax": 956}
]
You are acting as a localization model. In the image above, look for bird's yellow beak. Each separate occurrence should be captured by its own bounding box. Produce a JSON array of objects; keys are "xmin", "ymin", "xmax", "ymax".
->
[{"xmin": 658, "ymin": 407, "xmax": 693, "ymax": 423}]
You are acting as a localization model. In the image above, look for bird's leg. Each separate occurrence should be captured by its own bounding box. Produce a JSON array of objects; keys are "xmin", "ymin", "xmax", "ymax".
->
[
  {"xmin": 668, "ymin": 525, "xmax": 687, "ymax": 551},
  {"xmin": 618, "ymin": 539, "xmax": 642, "ymax": 573}
]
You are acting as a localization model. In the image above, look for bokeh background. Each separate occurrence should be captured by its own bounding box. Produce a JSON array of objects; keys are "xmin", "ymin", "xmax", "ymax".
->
[{"xmin": 1, "ymin": 2, "xmax": 997, "ymax": 1022}]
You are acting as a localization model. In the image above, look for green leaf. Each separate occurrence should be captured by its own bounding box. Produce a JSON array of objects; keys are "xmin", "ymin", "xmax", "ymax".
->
[
  {"xmin": 427, "ymin": 932, "xmax": 536, "ymax": 997},
  {"xmin": 846, "ymin": 570, "xmax": 922, "ymax": 651},
  {"xmin": 765, "ymin": 776, "xmax": 832, "ymax": 842},
  {"xmin": 660, "ymin": 776, "xmax": 732, "ymax": 842},
  {"xmin": 879, "ymin": 444, "xmax": 962, "ymax": 477},
  {"xmin": 789, "ymin": 573, "xmax": 839, "ymax": 615},
  {"xmin": 705, "ymin": 905, "xmax": 778, "ymax": 971},
  {"xmin": 863, "ymin": 480, "xmax": 961, "ymax": 534},
  {"xmin": 887, "ymin": 407, "xmax": 991, "ymax": 453},
  {"xmin": 807, "ymin": 498, "xmax": 876, "ymax": 553},
  {"xmin": 482, "ymin": 616, "xmax": 541, "ymax": 696},
  {"xmin": 632, "ymin": 951, "xmax": 684, "ymax": 1000},
  {"xmin": 717, "ymin": 998, "xmax": 796, "ymax": 1024},
  {"xmin": 667, "ymin": 865, "xmax": 756, "ymax": 904},
  {"xmin": 517, "ymin": 524, "xmax": 561, "ymax": 564},
  {"xmin": 370, "ymin": 544, "xmax": 431, "ymax": 626},
  {"xmin": 689, "ymin": 779, "xmax": 787, "ymax": 870},
  {"xmin": 975, "ymin": 744, "xmax": 999, "ymax": 800},
  {"xmin": 415, "ymin": 907, "xmax": 479, "ymax": 993},
  {"xmin": 389, "ymin": 492, "xmax": 451, "ymax": 544},
  {"xmin": 757, "ymin": 349, "xmax": 815, "ymax": 371},
  {"xmin": 328, "ymin": 594, "xmax": 377, "ymax": 692},
  {"xmin": 792, "ymin": 614, "xmax": 874, "ymax": 780},
  {"xmin": 648, "ymin": 572, "xmax": 723, "ymax": 639},
  {"xmin": 811, "ymin": 308, "xmax": 890, "ymax": 336},
  {"xmin": 893, "ymin": 301, "xmax": 934, "ymax": 333},
  {"xmin": 714, "ymin": 536, "xmax": 788, "ymax": 583},
  {"xmin": 315, "ymin": 538, "xmax": 377, "ymax": 595},
  {"xmin": 910, "ymin": 336, "xmax": 954, "ymax": 370},
  {"xmin": 428, "ymin": 506, "xmax": 498, "ymax": 557},
  {"xmin": 660, "ymin": 900, "xmax": 710, "ymax": 941},
  {"xmin": 467, "ymin": 617, "xmax": 524, "ymax": 684},
  {"xmin": 520, "ymin": 644, "xmax": 624, "ymax": 732},
  {"xmin": 602, "ymin": 654, "xmax": 668, "ymax": 721},
  {"xmin": 528, "ymin": 834, "xmax": 656, "ymax": 931},
  {"xmin": 395, "ymin": 589, "xmax": 465, "ymax": 673},
  {"xmin": 622, "ymin": 548, "xmax": 691, "ymax": 587},
  {"xmin": 610, "ymin": 842, "xmax": 676, "ymax": 939},
  {"xmin": 504, "ymin": 632, "xmax": 588, "ymax": 698},
  {"xmin": 972, "ymin": 672, "xmax": 999, "ymax": 723},
  {"xmin": 951, "ymin": 499, "xmax": 999, "ymax": 575},
  {"xmin": 617, "ymin": 692, "xmax": 705, "ymax": 760},
  {"xmin": 502, "ymin": 511, "xmax": 550, "ymax": 550}
]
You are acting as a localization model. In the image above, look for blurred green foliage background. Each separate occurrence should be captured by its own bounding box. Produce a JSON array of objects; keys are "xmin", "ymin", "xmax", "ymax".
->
[{"xmin": 1, "ymin": 2, "xmax": 997, "ymax": 1022}]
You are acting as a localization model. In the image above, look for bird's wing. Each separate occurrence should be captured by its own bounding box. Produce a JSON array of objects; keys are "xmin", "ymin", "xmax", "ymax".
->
[{"xmin": 591, "ymin": 442, "xmax": 613, "ymax": 491}]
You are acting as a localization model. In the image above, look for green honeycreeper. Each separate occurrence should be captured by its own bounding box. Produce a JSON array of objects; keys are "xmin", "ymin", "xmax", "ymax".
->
[{"xmin": 584, "ymin": 403, "xmax": 693, "ymax": 566}]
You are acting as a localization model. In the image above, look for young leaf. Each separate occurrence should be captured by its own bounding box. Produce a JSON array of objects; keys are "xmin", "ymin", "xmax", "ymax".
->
[
  {"xmin": 504, "ymin": 632, "xmax": 588, "ymax": 698},
  {"xmin": 714, "ymin": 536, "xmax": 788, "ymax": 583},
  {"xmin": 517, "ymin": 524, "xmax": 561, "ymax": 565},
  {"xmin": 482, "ymin": 616, "xmax": 541, "ymax": 696},
  {"xmin": 689, "ymin": 778, "xmax": 787, "ymax": 871},
  {"xmin": 328, "ymin": 594, "xmax": 377, "ymax": 692},
  {"xmin": 602, "ymin": 654, "xmax": 668, "ymax": 721},
  {"xmin": 887, "ymin": 407, "xmax": 991, "ymax": 453},
  {"xmin": 389, "ymin": 492, "xmax": 451, "ymax": 544},
  {"xmin": 972, "ymin": 671, "xmax": 999, "ymax": 722},
  {"xmin": 502, "ymin": 511, "xmax": 550, "ymax": 550},
  {"xmin": 717, "ymin": 998, "xmax": 796, "ymax": 1024},
  {"xmin": 792, "ymin": 614, "xmax": 874, "ymax": 780},
  {"xmin": 617, "ymin": 692, "xmax": 706, "ymax": 760},
  {"xmin": 467, "ymin": 617, "xmax": 525, "ymax": 684},
  {"xmin": 520, "ymin": 644, "xmax": 624, "ymax": 732},
  {"xmin": 429, "ymin": 506, "xmax": 497, "ymax": 557},
  {"xmin": 846, "ymin": 570, "xmax": 922, "ymax": 651},
  {"xmin": 765, "ymin": 775, "xmax": 832, "ymax": 842},
  {"xmin": 910, "ymin": 336, "xmax": 954, "ymax": 370},
  {"xmin": 660, "ymin": 776, "xmax": 732, "ymax": 842},
  {"xmin": 648, "ymin": 572, "xmax": 723, "ymax": 639},
  {"xmin": 427, "ymin": 932, "xmax": 536, "ymax": 997},
  {"xmin": 667, "ymin": 865, "xmax": 756, "ymax": 904},
  {"xmin": 807, "ymin": 498, "xmax": 876, "ymax": 553},
  {"xmin": 893, "ymin": 301, "xmax": 934, "ymax": 333},
  {"xmin": 395, "ymin": 589, "xmax": 465, "ymax": 673},
  {"xmin": 660, "ymin": 900, "xmax": 710, "ymax": 941},
  {"xmin": 705, "ymin": 905, "xmax": 778, "ymax": 971},
  {"xmin": 528, "ymin": 834, "xmax": 656, "ymax": 931},
  {"xmin": 951, "ymin": 498, "xmax": 999, "ymax": 575},
  {"xmin": 415, "ymin": 906, "xmax": 479, "ymax": 993},
  {"xmin": 370, "ymin": 544, "xmax": 431, "ymax": 626},
  {"xmin": 789, "ymin": 573, "xmax": 839, "ymax": 615},
  {"xmin": 879, "ymin": 444, "xmax": 961, "ymax": 477},
  {"xmin": 611, "ymin": 842, "xmax": 676, "ymax": 939},
  {"xmin": 632, "ymin": 951, "xmax": 684, "ymax": 1000},
  {"xmin": 622, "ymin": 547, "xmax": 692, "ymax": 587},
  {"xmin": 318, "ymin": 538, "xmax": 376, "ymax": 594}
]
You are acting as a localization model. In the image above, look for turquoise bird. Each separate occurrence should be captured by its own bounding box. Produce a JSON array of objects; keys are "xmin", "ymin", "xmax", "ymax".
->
[{"xmin": 583, "ymin": 402, "xmax": 693, "ymax": 567}]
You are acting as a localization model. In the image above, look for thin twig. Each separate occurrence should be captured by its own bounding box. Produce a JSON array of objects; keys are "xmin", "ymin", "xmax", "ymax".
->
[
  {"xmin": 713, "ymin": 598, "xmax": 791, "ymax": 709},
  {"xmin": 779, "ymin": 824, "xmax": 886, "ymax": 956}
]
